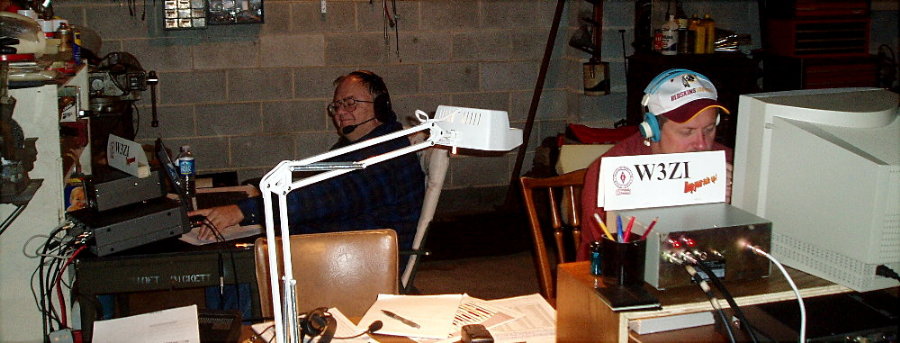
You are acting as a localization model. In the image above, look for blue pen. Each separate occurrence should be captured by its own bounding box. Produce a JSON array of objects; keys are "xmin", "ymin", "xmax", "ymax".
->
[{"xmin": 616, "ymin": 214, "xmax": 624, "ymax": 242}]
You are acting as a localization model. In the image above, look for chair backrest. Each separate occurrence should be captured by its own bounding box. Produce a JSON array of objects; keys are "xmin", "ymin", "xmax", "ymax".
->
[
  {"xmin": 401, "ymin": 132, "xmax": 451, "ymax": 292},
  {"xmin": 254, "ymin": 229, "xmax": 399, "ymax": 319},
  {"xmin": 519, "ymin": 169, "xmax": 586, "ymax": 304}
]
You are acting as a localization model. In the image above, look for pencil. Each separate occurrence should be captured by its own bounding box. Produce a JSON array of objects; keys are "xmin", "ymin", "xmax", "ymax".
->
[
  {"xmin": 616, "ymin": 215, "xmax": 624, "ymax": 243},
  {"xmin": 640, "ymin": 216, "xmax": 659, "ymax": 240},
  {"xmin": 624, "ymin": 216, "xmax": 636, "ymax": 243},
  {"xmin": 592, "ymin": 213, "xmax": 615, "ymax": 241}
]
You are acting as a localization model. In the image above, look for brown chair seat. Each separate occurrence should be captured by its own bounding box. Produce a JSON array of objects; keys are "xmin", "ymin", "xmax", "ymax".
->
[{"xmin": 254, "ymin": 229, "xmax": 399, "ymax": 319}]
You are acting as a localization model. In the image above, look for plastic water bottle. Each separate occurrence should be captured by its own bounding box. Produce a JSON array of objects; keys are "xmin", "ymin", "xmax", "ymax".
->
[
  {"xmin": 661, "ymin": 15, "xmax": 679, "ymax": 56},
  {"xmin": 177, "ymin": 145, "xmax": 196, "ymax": 210}
]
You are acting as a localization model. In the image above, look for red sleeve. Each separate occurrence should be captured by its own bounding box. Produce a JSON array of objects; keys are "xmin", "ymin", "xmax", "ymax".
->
[{"xmin": 577, "ymin": 157, "xmax": 604, "ymax": 261}]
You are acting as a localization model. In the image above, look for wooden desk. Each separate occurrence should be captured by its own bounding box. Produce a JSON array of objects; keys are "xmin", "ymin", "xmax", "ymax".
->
[{"xmin": 556, "ymin": 261, "xmax": 852, "ymax": 343}]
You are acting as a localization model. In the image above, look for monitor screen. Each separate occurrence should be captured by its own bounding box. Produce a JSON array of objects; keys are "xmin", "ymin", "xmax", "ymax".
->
[{"xmin": 732, "ymin": 87, "xmax": 899, "ymax": 292}]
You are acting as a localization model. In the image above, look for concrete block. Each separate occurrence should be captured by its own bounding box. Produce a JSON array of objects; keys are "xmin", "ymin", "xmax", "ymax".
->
[
  {"xmin": 450, "ymin": 92, "xmax": 510, "ymax": 113},
  {"xmin": 396, "ymin": 31, "xmax": 452, "ymax": 63},
  {"xmin": 452, "ymin": 31, "xmax": 511, "ymax": 60},
  {"xmin": 192, "ymin": 40, "xmax": 260, "ymax": 70},
  {"xmin": 420, "ymin": 0, "xmax": 479, "ymax": 30},
  {"xmin": 262, "ymin": 100, "xmax": 329, "ymax": 133},
  {"xmin": 296, "ymin": 66, "xmax": 353, "ymax": 98},
  {"xmin": 479, "ymin": 61, "xmax": 539, "ymax": 91},
  {"xmin": 291, "ymin": 2, "xmax": 355, "ymax": 33},
  {"xmin": 196, "ymin": 102, "xmax": 262, "ymax": 136},
  {"xmin": 161, "ymin": 137, "xmax": 230, "ymax": 171},
  {"xmin": 228, "ymin": 69, "xmax": 293, "ymax": 101},
  {"xmin": 480, "ymin": 0, "xmax": 540, "ymax": 29},
  {"xmin": 356, "ymin": 1, "xmax": 420, "ymax": 32},
  {"xmin": 604, "ymin": 0, "xmax": 635, "ymax": 27},
  {"xmin": 510, "ymin": 28, "xmax": 550, "ymax": 60},
  {"xmin": 357, "ymin": 64, "xmax": 421, "ymax": 95},
  {"xmin": 231, "ymin": 134, "xmax": 295, "ymax": 167},
  {"xmin": 294, "ymin": 132, "xmax": 339, "ymax": 159},
  {"xmin": 86, "ymin": 6, "xmax": 155, "ymax": 40},
  {"xmin": 259, "ymin": 2, "xmax": 290, "ymax": 35},
  {"xmin": 122, "ymin": 38, "xmax": 195, "ymax": 72},
  {"xmin": 134, "ymin": 105, "xmax": 196, "ymax": 139},
  {"xmin": 325, "ymin": 32, "xmax": 390, "ymax": 65},
  {"xmin": 391, "ymin": 94, "xmax": 451, "ymax": 123},
  {"xmin": 259, "ymin": 34, "xmax": 325, "ymax": 67},
  {"xmin": 421, "ymin": 63, "xmax": 479, "ymax": 93},
  {"xmin": 159, "ymin": 70, "xmax": 227, "ymax": 104}
]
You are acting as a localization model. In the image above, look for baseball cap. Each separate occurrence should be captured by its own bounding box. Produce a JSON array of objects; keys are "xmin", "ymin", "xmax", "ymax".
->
[{"xmin": 642, "ymin": 69, "xmax": 730, "ymax": 123}]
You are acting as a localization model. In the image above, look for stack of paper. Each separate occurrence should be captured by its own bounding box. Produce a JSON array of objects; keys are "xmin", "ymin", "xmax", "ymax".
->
[{"xmin": 358, "ymin": 293, "xmax": 556, "ymax": 343}]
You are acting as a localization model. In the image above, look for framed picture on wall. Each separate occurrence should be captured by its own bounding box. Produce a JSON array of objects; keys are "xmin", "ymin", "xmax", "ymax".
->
[{"xmin": 208, "ymin": 0, "xmax": 264, "ymax": 25}]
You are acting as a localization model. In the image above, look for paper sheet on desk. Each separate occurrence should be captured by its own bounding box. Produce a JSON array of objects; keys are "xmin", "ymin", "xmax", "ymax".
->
[
  {"xmin": 92, "ymin": 304, "xmax": 200, "ymax": 343},
  {"xmin": 179, "ymin": 224, "xmax": 263, "ymax": 245},
  {"xmin": 433, "ymin": 295, "xmax": 523, "ymax": 343},
  {"xmin": 484, "ymin": 293, "xmax": 556, "ymax": 343},
  {"xmin": 250, "ymin": 308, "xmax": 374, "ymax": 342},
  {"xmin": 359, "ymin": 294, "xmax": 463, "ymax": 339}
]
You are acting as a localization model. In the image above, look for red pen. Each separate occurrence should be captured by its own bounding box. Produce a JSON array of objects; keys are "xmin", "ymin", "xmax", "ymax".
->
[
  {"xmin": 624, "ymin": 216, "xmax": 636, "ymax": 243},
  {"xmin": 640, "ymin": 216, "xmax": 659, "ymax": 241}
]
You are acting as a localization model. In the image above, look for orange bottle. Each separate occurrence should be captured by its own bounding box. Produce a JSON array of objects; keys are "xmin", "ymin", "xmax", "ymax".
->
[{"xmin": 702, "ymin": 14, "xmax": 716, "ymax": 54}]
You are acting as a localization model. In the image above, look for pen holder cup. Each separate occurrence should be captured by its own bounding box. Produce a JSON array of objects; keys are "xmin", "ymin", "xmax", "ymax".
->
[{"xmin": 600, "ymin": 237, "xmax": 647, "ymax": 286}]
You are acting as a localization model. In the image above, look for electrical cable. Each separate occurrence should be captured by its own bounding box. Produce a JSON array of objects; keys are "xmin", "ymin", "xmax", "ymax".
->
[
  {"xmin": 875, "ymin": 264, "xmax": 899, "ymax": 281},
  {"xmin": 131, "ymin": 102, "xmax": 141, "ymax": 138},
  {"xmin": 333, "ymin": 320, "xmax": 383, "ymax": 339},
  {"xmin": 0, "ymin": 204, "xmax": 26, "ymax": 236},
  {"xmin": 684, "ymin": 264, "xmax": 736, "ymax": 343},
  {"xmin": 745, "ymin": 244, "xmax": 806, "ymax": 343},
  {"xmin": 54, "ymin": 245, "xmax": 87, "ymax": 328},
  {"xmin": 34, "ymin": 227, "xmax": 66, "ymax": 340},
  {"xmin": 693, "ymin": 262, "xmax": 760, "ymax": 343}
]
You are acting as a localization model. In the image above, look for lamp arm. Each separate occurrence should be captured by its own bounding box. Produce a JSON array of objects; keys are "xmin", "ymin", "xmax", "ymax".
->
[{"xmin": 259, "ymin": 118, "xmax": 444, "ymax": 343}]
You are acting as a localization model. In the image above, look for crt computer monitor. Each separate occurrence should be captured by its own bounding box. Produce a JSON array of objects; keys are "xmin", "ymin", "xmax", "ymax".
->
[{"xmin": 732, "ymin": 87, "xmax": 899, "ymax": 292}]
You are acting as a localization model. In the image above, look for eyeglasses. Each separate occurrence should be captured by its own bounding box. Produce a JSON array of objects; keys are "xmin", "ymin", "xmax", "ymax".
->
[{"xmin": 327, "ymin": 97, "xmax": 374, "ymax": 116}]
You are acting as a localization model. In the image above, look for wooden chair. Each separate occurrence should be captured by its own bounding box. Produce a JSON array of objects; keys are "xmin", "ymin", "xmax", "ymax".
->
[
  {"xmin": 254, "ymin": 229, "xmax": 399, "ymax": 319},
  {"xmin": 519, "ymin": 169, "xmax": 586, "ymax": 304}
]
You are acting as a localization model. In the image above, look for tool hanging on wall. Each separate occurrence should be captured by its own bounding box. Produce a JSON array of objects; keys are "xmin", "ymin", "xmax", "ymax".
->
[
  {"xmin": 373, "ymin": 0, "xmax": 401, "ymax": 61},
  {"xmin": 583, "ymin": 0, "xmax": 610, "ymax": 96}
]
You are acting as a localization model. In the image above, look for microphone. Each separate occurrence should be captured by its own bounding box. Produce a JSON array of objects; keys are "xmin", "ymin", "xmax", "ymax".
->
[
  {"xmin": 341, "ymin": 117, "xmax": 376, "ymax": 135},
  {"xmin": 332, "ymin": 320, "xmax": 382, "ymax": 339}
]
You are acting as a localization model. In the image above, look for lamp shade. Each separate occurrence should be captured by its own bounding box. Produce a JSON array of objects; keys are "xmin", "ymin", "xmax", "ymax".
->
[{"xmin": 433, "ymin": 105, "xmax": 523, "ymax": 151}]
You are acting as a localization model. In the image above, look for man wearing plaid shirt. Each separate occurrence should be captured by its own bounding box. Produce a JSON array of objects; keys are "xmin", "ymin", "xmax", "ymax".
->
[{"xmin": 191, "ymin": 71, "xmax": 425, "ymax": 252}]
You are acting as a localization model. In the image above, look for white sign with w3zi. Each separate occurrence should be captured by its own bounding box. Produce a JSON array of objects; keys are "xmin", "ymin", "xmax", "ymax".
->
[{"xmin": 597, "ymin": 151, "xmax": 726, "ymax": 211}]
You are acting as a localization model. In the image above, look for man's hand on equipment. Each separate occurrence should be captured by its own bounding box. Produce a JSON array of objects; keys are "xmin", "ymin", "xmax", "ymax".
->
[{"xmin": 188, "ymin": 205, "xmax": 245, "ymax": 241}]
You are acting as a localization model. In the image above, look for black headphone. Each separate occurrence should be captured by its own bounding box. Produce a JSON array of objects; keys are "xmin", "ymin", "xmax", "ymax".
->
[
  {"xmin": 348, "ymin": 70, "xmax": 397, "ymax": 123},
  {"xmin": 299, "ymin": 307, "xmax": 336, "ymax": 343}
]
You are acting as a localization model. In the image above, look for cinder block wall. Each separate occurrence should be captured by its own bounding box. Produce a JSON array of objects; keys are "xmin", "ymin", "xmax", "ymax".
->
[{"xmin": 52, "ymin": 0, "xmax": 766, "ymax": 209}]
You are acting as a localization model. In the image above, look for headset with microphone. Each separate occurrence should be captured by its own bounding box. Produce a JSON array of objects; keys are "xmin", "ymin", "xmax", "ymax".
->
[
  {"xmin": 341, "ymin": 117, "xmax": 377, "ymax": 135},
  {"xmin": 638, "ymin": 68, "xmax": 721, "ymax": 143},
  {"xmin": 298, "ymin": 307, "xmax": 383, "ymax": 343},
  {"xmin": 339, "ymin": 70, "xmax": 397, "ymax": 136}
]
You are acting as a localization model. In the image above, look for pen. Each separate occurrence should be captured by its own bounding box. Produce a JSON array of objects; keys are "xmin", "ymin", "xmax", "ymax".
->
[
  {"xmin": 640, "ymin": 216, "xmax": 659, "ymax": 241},
  {"xmin": 592, "ymin": 213, "xmax": 615, "ymax": 241},
  {"xmin": 616, "ymin": 215, "xmax": 624, "ymax": 242},
  {"xmin": 382, "ymin": 310, "xmax": 420, "ymax": 329},
  {"xmin": 624, "ymin": 216, "xmax": 636, "ymax": 243}
]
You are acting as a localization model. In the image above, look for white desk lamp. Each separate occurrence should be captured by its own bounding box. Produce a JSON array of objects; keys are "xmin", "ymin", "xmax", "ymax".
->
[{"xmin": 259, "ymin": 106, "xmax": 523, "ymax": 343}]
